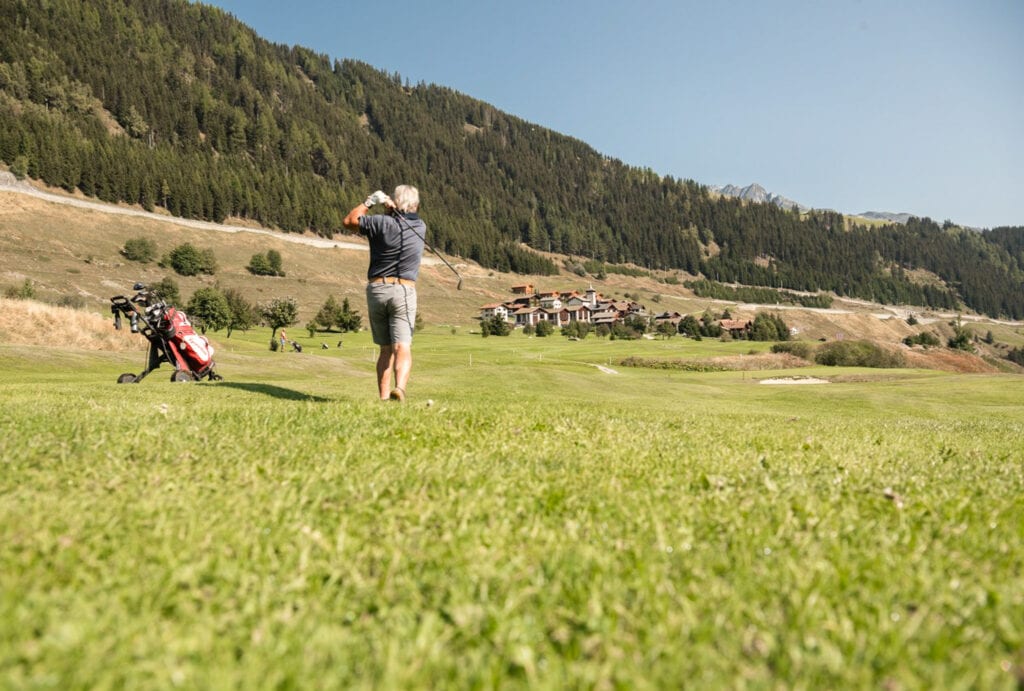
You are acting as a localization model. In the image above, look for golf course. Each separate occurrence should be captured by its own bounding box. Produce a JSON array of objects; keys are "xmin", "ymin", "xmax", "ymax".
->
[{"xmin": 2, "ymin": 305, "xmax": 1022, "ymax": 688}]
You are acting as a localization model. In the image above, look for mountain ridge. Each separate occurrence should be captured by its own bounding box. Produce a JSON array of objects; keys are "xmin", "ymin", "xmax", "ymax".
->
[{"xmin": 711, "ymin": 183, "xmax": 923, "ymax": 226}]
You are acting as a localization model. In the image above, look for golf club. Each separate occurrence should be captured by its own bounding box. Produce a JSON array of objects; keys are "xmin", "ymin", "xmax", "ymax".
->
[{"xmin": 391, "ymin": 208, "xmax": 463, "ymax": 290}]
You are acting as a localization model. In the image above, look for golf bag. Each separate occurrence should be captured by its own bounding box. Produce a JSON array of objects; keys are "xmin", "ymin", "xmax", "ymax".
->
[{"xmin": 110, "ymin": 283, "xmax": 222, "ymax": 383}]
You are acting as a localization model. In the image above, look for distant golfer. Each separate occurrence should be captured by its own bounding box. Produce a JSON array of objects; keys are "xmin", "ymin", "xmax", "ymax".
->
[{"xmin": 343, "ymin": 185, "xmax": 426, "ymax": 402}]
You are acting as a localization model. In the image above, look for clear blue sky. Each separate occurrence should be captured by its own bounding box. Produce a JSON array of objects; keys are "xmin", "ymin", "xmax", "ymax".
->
[{"xmin": 204, "ymin": 0, "xmax": 1023, "ymax": 228}]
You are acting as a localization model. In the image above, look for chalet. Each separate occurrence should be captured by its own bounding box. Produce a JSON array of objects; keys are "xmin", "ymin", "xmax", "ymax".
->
[
  {"xmin": 539, "ymin": 294, "xmax": 563, "ymax": 310},
  {"xmin": 653, "ymin": 311, "xmax": 683, "ymax": 326},
  {"xmin": 719, "ymin": 318, "xmax": 752, "ymax": 338},
  {"xmin": 479, "ymin": 284, "xmax": 635, "ymax": 329},
  {"xmin": 565, "ymin": 304, "xmax": 593, "ymax": 323},
  {"xmin": 507, "ymin": 295, "xmax": 536, "ymax": 309},
  {"xmin": 542, "ymin": 308, "xmax": 571, "ymax": 327},
  {"xmin": 512, "ymin": 306, "xmax": 542, "ymax": 327},
  {"xmin": 479, "ymin": 303, "xmax": 509, "ymax": 321}
]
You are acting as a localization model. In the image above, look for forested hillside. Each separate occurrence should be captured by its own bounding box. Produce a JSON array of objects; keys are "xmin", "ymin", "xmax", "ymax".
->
[{"xmin": 1, "ymin": 0, "xmax": 1022, "ymax": 317}]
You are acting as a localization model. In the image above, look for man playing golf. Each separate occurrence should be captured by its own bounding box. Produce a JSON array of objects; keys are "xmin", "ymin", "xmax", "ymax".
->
[{"xmin": 343, "ymin": 185, "xmax": 426, "ymax": 402}]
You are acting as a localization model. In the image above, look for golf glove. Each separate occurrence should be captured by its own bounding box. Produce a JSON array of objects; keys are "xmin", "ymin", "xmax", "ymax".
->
[{"xmin": 364, "ymin": 190, "xmax": 391, "ymax": 207}]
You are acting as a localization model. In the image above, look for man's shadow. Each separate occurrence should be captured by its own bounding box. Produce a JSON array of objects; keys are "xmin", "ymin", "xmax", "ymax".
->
[{"xmin": 212, "ymin": 382, "xmax": 332, "ymax": 402}]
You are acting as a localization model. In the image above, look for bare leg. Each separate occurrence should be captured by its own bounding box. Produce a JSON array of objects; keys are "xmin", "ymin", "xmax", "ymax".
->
[
  {"xmin": 392, "ymin": 342, "xmax": 412, "ymax": 397},
  {"xmin": 376, "ymin": 345, "xmax": 395, "ymax": 400}
]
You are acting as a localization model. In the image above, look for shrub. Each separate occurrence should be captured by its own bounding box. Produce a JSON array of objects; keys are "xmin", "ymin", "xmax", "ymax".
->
[
  {"xmin": 267, "ymin": 250, "xmax": 284, "ymax": 276},
  {"xmin": 4, "ymin": 279, "xmax": 36, "ymax": 300},
  {"xmin": 121, "ymin": 237, "xmax": 157, "ymax": 263},
  {"xmin": 903, "ymin": 332, "xmax": 941, "ymax": 348},
  {"xmin": 561, "ymin": 320, "xmax": 592, "ymax": 340},
  {"xmin": 247, "ymin": 253, "xmax": 275, "ymax": 276},
  {"xmin": 814, "ymin": 340, "xmax": 906, "ymax": 368},
  {"xmin": 771, "ymin": 341, "xmax": 814, "ymax": 360},
  {"xmin": 481, "ymin": 315, "xmax": 510, "ymax": 337},
  {"xmin": 163, "ymin": 243, "xmax": 216, "ymax": 276},
  {"xmin": 149, "ymin": 277, "xmax": 181, "ymax": 305},
  {"xmin": 248, "ymin": 251, "xmax": 285, "ymax": 277},
  {"xmin": 947, "ymin": 316, "xmax": 974, "ymax": 352},
  {"xmin": 54, "ymin": 294, "xmax": 87, "ymax": 310},
  {"xmin": 1007, "ymin": 347, "xmax": 1024, "ymax": 367}
]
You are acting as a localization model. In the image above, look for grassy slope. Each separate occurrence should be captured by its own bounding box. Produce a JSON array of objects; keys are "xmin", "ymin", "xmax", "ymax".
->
[
  {"xmin": 4, "ymin": 185, "xmax": 1023, "ymax": 352},
  {"xmin": 1, "ymin": 324, "xmax": 1023, "ymax": 688}
]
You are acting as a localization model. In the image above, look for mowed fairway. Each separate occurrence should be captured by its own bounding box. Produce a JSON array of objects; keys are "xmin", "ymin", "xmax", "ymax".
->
[{"xmin": 1, "ymin": 328, "xmax": 1022, "ymax": 689}]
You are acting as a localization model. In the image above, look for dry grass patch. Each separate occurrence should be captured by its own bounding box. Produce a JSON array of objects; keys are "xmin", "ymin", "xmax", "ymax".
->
[
  {"xmin": 903, "ymin": 347, "xmax": 1001, "ymax": 373},
  {"xmin": 621, "ymin": 352, "xmax": 809, "ymax": 372},
  {"xmin": 0, "ymin": 298, "xmax": 141, "ymax": 352}
]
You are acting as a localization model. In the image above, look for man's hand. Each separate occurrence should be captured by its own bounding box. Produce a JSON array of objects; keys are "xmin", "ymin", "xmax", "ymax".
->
[{"xmin": 364, "ymin": 190, "xmax": 391, "ymax": 207}]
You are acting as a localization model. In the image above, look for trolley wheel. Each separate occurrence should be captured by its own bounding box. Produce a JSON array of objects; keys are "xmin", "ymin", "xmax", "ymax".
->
[
  {"xmin": 117, "ymin": 373, "xmax": 137, "ymax": 384},
  {"xmin": 210, "ymin": 371, "xmax": 223, "ymax": 381},
  {"xmin": 171, "ymin": 370, "xmax": 194, "ymax": 383}
]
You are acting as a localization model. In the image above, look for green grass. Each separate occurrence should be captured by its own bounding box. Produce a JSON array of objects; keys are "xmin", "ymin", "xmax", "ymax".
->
[{"xmin": 2, "ymin": 330, "xmax": 1023, "ymax": 689}]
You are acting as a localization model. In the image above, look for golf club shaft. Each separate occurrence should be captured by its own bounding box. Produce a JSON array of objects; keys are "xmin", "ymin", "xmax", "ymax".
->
[{"xmin": 391, "ymin": 209, "xmax": 463, "ymax": 289}]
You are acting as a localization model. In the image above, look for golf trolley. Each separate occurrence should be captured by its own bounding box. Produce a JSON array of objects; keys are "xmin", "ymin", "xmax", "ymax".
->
[{"xmin": 110, "ymin": 283, "xmax": 222, "ymax": 383}]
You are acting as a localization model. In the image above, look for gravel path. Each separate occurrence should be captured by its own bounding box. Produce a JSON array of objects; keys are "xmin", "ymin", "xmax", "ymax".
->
[{"xmin": 0, "ymin": 172, "xmax": 366, "ymax": 251}]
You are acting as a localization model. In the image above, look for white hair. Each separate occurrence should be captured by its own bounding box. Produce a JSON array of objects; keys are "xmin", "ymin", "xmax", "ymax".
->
[{"xmin": 392, "ymin": 185, "xmax": 419, "ymax": 213}]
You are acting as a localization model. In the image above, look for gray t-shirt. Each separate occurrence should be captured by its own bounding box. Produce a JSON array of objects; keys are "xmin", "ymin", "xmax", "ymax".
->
[{"xmin": 359, "ymin": 212, "xmax": 427, "ymax": 281}]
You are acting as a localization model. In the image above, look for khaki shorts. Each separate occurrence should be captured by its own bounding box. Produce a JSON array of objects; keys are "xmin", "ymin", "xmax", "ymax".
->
[{"xmin": 366, "ymin": 282, "xmax": 417, "ymax": 345}]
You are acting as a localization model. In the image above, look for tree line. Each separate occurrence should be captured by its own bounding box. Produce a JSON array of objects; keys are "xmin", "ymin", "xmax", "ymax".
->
[{"xmin": 1, "ymin": 0, "xmax": 1022, "ymax": 317}]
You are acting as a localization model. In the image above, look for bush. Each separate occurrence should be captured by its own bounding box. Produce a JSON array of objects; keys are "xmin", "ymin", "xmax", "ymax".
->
[
  {"xmin": 149, "ymin": 277, "xmax": 181, "ymax": 305},
  {"xmin": 535, "ymin": 321, "xmax": 555, "ymax": 337},
  {"xmin": 903, "ymin": 332, "xmax": 940, "ymax": 348},
  {"xmin": 771, "ymin": 341, "xmax": 814, "ymax": 360},
  {"xmin": 481, "ymin": 315, "xmax": 511, "ymax": 337},
  {"xmin": 4, "ymin": 278, "xmax": 36, "ymax": 300},
  {"xmin": 54, "ymin": 294, "xmax": 87, "ymax": 310},
  {"xmin": 163, "ymin": 243, "xmax": 216, "ymax": 276},
  {"xmin": 561, "ymin": 320, "xmax": 592, "ymax": 340},
  {"xmin": 1007, "ymin": 347, "xmax": 1024, "ymax": 367},
  {"xmin": 814, "ymin": 340, "xmax": 906, "ymax": 368},
  {"xmin": 247, "ymin": 251, "xmax": 285, "ymax": 277},
  {"xmin": 947, "ymin": 317, "xmax": 973, "ymax": 352},
  {"xmin": 121, "ymin": 237, "xmax": 157, "ymax": 263}
]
